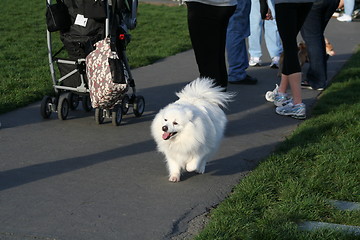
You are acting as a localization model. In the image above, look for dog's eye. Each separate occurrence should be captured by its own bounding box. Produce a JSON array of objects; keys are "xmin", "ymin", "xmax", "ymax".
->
[
  {"xmin": 164, "ymin": 119, "xmax": 167, "ymax": 121},
  {"xmin": 173, "ymin": 122, "xmax": 178, "ymax": 125}
]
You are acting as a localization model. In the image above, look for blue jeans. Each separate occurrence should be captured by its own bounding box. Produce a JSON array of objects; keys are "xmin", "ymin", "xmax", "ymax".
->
[
  {"xmin": 248, "ymin": 0, "xmax": 282, "ymax": 59},
  {"xmin": 226, "ymin": 0, "xmax": 251, "ymax": 82},
  {"xmin": 344, "ymin": 0, "xmax": 355, "ymax": 15},
  {"xmin": 301, "ymin": 0, "xmax": 339, "ymax": 89}
]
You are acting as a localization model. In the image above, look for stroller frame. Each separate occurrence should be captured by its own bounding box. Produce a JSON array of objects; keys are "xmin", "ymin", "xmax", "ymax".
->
[{"xmin": 41, "ymin": 0, "xmax": 145, "ymax": 126}]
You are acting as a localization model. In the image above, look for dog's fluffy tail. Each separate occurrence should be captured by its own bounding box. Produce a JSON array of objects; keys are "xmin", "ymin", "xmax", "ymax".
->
[{"xmin": 176, "ymin": 78, "xmax": 235, "ymax": 108}]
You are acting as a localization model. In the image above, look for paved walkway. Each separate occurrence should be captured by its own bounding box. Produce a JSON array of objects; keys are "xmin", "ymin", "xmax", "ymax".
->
[{"xmin": 0, "ymin": 17, "xmax": 359, "ymax": 240}]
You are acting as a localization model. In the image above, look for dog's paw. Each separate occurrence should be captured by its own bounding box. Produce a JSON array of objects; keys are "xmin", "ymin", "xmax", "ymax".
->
[
  {"xmin": 169, "ymin": 175, "xmax": 180, "ymax": 182},
  {"xmin": 186, "ymin": 162, "xmax": 197, "ymax": 172}
]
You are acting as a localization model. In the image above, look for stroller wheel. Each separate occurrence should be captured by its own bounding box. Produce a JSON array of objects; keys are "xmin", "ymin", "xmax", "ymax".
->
[
  {"xmin": 40, "ymin": 96, "xmax": 53, "ymax": 119},
  {"xmin": 133, "ymin": 95, "xmax": 145, "ymax": 117},
  {"xmin": 112, "ymin": 105, "xmax": 123, "ymax": 126},
  {"xmin": 69, "ymin": 92, "xmax": 80, "ymax": 110},
  {"xmin": 122, "ymin": 94, "xmax": 130, "ymax": 115},
  {"xmin": 82, "ymin": 95, "xmax": 92, "ymax": 112},
  {"xmin": 95, "ymin": 108, "xmax": 105, "ymax": 125},
  {"xmin": 57, "ymin": 94, "xmax": 70, "ymax": 120}
]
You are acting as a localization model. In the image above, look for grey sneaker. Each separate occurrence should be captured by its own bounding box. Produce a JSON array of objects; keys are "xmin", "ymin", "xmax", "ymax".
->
[
  {"xmin": 276, "ymin": 102, "xmax": 306, "ymax": 119},
  {"xmin": 274, "ymin": 92, "xmax": 292, "ymax": 107}
]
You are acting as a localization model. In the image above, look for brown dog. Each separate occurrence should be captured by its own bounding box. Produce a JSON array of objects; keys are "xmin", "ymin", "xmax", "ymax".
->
[
  {"xmin": 325, "ymin": 38, "xmax": 335, "ymax": 56},
  {"xmin": 278, "ymin": 39, "xmax": 335, "ymax": 76}
]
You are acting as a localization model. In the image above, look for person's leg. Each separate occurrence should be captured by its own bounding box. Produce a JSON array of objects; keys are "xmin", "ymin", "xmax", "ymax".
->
[
  {"xmin": 219, "ymin": 7, "xmax": 236, "ymax": 87},
  {"xmin": 226, "ymin": 0, "xmax": 251, "ymax": 82},
  {"xmin": 287, "ymin": 72, "xmax": 302, "ymax": 104},
  {"xmin": 337, "ymin": 0, "xmax": 353, "ymax": 21},
  {"xmin": 275, "ymin": 3, "xmax": 299, "ymax": 95},
  {"xmin": 187, "ymin": 2, "xmax": 235, "ymax": 88},
  {"xmin": 290, "ymin": 3, "xmax": 313, "ymax": 103},
  {"xmin": 264, "ymin": 0, "xmax": 283, "ymax": 59},
  {"xmin": 301, "ymin": 0, "xmax": 339, "ymax": 89},
  {"xmin": 248, "ymin": 0, "xmax": 263, "ymax": 59},
  {"xmin": 301, "ymin": 0, "xmax": 327, "ymax": 89},
  {"xmin": 343, "ymin": 0, "xmax": 355, "ymax": 15},
  {"xmin": 276, "ymin": 3, "xmax": 312, "ymax": 104},
  {"xmin": 338, "ymin": 0, "xmax": 344, "ymax": 8}
]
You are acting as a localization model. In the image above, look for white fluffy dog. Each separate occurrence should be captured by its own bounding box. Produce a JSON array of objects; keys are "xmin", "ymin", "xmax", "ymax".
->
[{"xmin": 151, "ymin": 78, "xmax": 234, "ymax": 182}]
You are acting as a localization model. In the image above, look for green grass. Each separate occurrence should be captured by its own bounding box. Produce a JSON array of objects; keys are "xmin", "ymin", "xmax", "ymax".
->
[
  {"xmin": 195, "ymin": 50, "xmax": 360, "ymax": 240},
  {"xmin": 0, "ymin": 1, "xmax": 190, "ymax": 114},
  {"xmin": 128, "ymin": 4, "xmax": 191, "ymax": 68}
]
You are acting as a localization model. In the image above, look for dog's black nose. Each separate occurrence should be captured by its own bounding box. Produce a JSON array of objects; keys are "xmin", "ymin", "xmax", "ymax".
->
[{"xmin": 162, "ymin": 126, "xmax": 168, "ymax": 132}]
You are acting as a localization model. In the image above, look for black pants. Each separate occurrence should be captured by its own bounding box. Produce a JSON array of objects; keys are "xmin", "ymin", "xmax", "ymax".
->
[
  {"xmin": 275, "ymin": 3, "xmax": 313, "ymax": 75},
  {"xmin": 186, "ymin": 2, "xmax": 236, "ymax": 88}
]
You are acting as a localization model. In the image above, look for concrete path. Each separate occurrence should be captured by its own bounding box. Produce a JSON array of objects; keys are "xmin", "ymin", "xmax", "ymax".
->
[{"xmin": 0, "ymin": 18, "xmax": 359, "ymax": 240}]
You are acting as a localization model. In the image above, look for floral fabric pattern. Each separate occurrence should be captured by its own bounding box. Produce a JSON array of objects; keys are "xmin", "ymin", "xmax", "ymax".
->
[{"xmin": 86, "ymin": 38, "xmax": 127, "ymax": 108}]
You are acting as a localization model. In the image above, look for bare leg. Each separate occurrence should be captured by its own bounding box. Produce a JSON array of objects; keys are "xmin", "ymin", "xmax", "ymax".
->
[
  {"xmin": 338, "ymin": 0, "xmax": 344, "ymax": 9},
  {"xmin": 278, "ymin": 72, "xmax": 302, "ymax": 105},
  {"xmin": 287, "ymin": 72, "xmax": 302, "ymax": 104},
  {"xmin": 278, "ymin": 74, "xmax": 289, "ymax": 93}
]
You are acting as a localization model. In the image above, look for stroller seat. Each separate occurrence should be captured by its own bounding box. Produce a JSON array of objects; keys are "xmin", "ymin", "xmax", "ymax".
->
[{"xmin": 61, "ymin": 0, "xmax": 106, "ymax": 60}]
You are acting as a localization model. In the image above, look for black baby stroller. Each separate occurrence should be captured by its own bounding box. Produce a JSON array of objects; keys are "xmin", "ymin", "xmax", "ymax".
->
[{"xmin": 41, "ymin": 0, "xmax": 145, "ymax": 126}]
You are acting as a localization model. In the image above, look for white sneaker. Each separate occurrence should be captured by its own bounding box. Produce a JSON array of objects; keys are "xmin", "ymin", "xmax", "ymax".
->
[
  {"xmin": 332, "ymin": 12, "xmax": 340, "ymax": 17},
  {"xmin": 270, "ymin": 56, "xmax": 280, "ymax": 69},
  {"xmin": 265, "ymin": 85, "xmax": 293, "ymax": 106},
  {"xmin": 249, "ymin": 57, "xmax": 262, "ymax": 67},
  {"xmin": 337, "ymin": 14, "xmax": 352, "ymax": 22},
  {"xmin": 265, "ymin": 84, "xmax": 279, "ymax": 102}
]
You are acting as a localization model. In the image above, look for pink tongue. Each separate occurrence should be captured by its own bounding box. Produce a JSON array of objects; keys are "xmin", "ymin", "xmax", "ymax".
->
[{"xmin": 162, "ymin": 132, "xmax": 171, "ymax": 140}]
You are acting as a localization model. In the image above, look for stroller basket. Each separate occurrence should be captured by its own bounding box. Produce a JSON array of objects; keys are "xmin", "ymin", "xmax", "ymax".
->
[{"xmin": 57, "ymin": 59, "xmax": 87, "ymax": 90}]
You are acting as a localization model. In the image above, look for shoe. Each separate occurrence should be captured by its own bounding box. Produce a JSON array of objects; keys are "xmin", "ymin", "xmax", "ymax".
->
[
  {"xmin": 265, "ymin": 84, "xmax": 279, "ymax": 102},
  {"xmin": 249, "ymin": 57, "xmax": 262, "ymax": 67},
  {"xmin": 301, "ymin": 80, "xmax": 325, "ymax": 91},
  {"xmin": 276, "ymin": 102, "xmax": 306, "ymax": 119},
  {"xmin": 270, "ymin": 56, "xmax": 280, "ymax": 69},
  {"xmin": 301, "ymin": 80, "xmax": 311, "ymax": 89},
  {"xmin": 332, "ymin": 8, "xmax": 342, "ymax": 18},
  {"xmin": 337, "ymin": 14, "xmax": 352, "ymax": 22},
  {"xmin": 274, "ymin": 92, "xmax": 292, "ymax": 107},
  {"xmin": 353, "ymin": 9, "xmax": 360, "ymax": 19},
  {"xmin": 228, "ymin": 75, "xmax": 258, "ymax": 85},
  {"xmin": 332, "ymin": 12, "xmax": 340, "ymax": 18}
]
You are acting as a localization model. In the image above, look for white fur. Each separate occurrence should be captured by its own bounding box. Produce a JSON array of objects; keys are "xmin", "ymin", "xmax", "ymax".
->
[{"xmin": 151, "ymin": 78, "xmax": 234, "ymax": 182}]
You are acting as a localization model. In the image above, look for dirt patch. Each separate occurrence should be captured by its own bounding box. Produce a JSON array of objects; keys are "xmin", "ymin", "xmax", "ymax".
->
[{"xmin": 171, "ymin": 212, "xmax": 210, "ymax": 240}]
